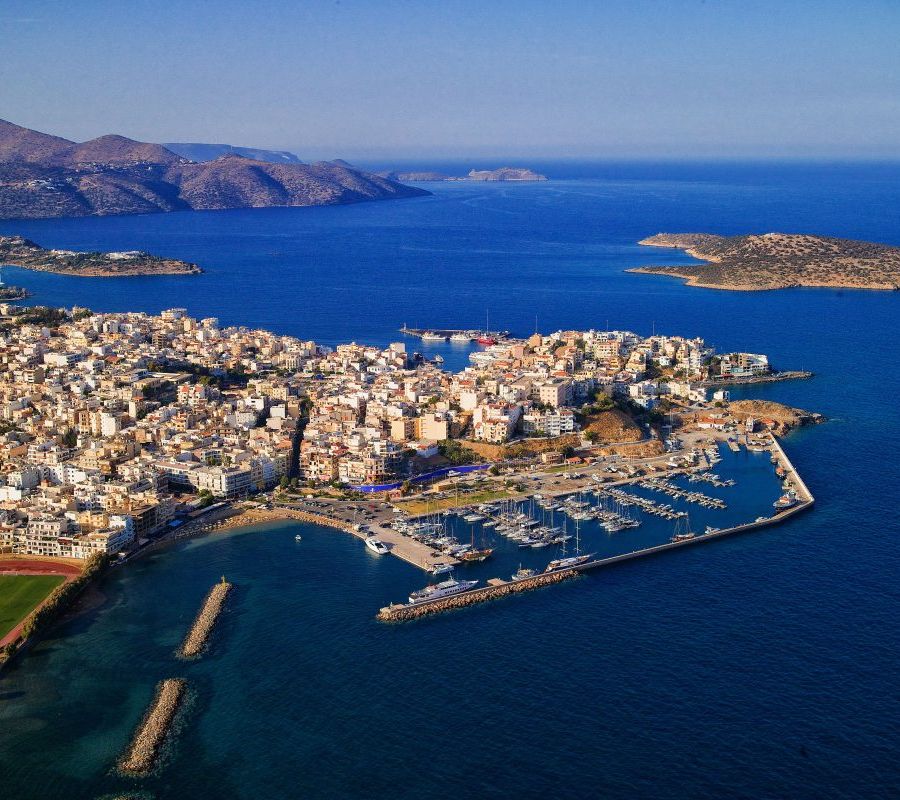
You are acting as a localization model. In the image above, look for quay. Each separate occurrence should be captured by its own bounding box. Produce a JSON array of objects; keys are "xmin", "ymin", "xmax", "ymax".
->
[
  {"xmin": 213, "ymin": 505, "xmax": 456, "ymax": 572},
  {"xmin": 399, "ymin": 325, "xmax": 509, "ymax": 342},
  {"xmin": 118, "ymin": 678, "xmax": 186, "ymax": 775},
  {"xmin": 179, "ymin": 578, "xmax": 232, "ymax": 658},
  {"xmin": 377, "ymin": 436, "xmax": 813, "ymax": 621}
]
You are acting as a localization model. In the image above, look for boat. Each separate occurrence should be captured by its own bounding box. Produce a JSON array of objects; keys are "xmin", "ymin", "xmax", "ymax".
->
[
  {"xmin": 294, "ymin": 534, "xmax": 302, "ymax": 542},
  {"xmin": 511, "ymin": 564, "xmax": 536, "ymax": 582},
  {"xmin": 545, "ymin": 554, "xmax": 592, "ymax": 572},
  {"xmin": 408, "ymin": 577, "xmax": 478, "ymax": 604},
  {"xmin": 774, "ymin": 491, "xmax": 799, "ymax": 511},
  {"xmin": 450, "ymin": 332, "xmax": 473, "ymax": 342},
  {"xmin": 421, "ymin": 331, "xmax": 447, "ymax": 341},
  {"xmin": 429, "ymin": 562, "xmax": 455, "ymax": 575},
  {"xmin": 476, "ymin": 335, "xmax": 498, "ymax": 345},
  {"xmin": 365, "ymin": 537, "xmax": 390, "ymax": 555},
  {"xmin": 459, "ymin": 547, "xmax": 493, "ymax": 562},
  {"xmin": 671, "ymin": 532, "xmax": 696, "ymax": 542}
]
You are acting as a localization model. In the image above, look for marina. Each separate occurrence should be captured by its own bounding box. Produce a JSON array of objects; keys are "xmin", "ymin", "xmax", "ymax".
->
[{"xmin": 379, "ymin": 436, "xmax": 812, "ymax": 619}]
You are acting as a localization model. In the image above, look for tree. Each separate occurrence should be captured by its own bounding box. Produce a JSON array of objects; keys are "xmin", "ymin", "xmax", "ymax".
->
[
  {"xmin": 585, "ymin": 430, "xmax": 601, "ymax": 444},
  {"xmin": 279, "ymin": 475, "xmax": 290, "ymax": 490},
  {"xmin": 61, "ymin": 428, "xmax": 78, "ymax": 448},
  {"xmin": 400, "ymin": 480, "xmax": 413, "ymax": 496}
]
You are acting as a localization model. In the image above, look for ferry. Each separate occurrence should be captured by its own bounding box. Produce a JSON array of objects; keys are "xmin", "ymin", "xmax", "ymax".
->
[
  {"xmin": 409, "ymin": 577, "xmax": 478, "ymax": 604},
  {"xmin": 545, "ymin": 553, "xmax": 593, "ymax": 572},
  {"xmin": 365, "ymin": 537, "xmax": 390, "ymax": 555}
]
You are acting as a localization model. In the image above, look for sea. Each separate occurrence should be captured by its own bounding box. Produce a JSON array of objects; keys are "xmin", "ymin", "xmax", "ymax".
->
[{"xmin": 0, "ymin": 161, "xmax": 898, "ymax": 799}]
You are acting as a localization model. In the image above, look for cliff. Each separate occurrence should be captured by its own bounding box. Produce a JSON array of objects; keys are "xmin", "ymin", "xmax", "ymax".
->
[{"xmin": 631, "ymin": 232, "xmax": 900, "ymax": 291}]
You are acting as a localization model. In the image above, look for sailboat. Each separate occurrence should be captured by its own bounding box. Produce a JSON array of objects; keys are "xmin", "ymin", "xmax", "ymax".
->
[
  {"xmin": 545, "ymin": 515, "xmax": 593, "ymax": 572},
  {"xmin": 477, "ymin": 309, "xmax": 497, "ymax": 345},
  {"xmin": 670, "ymin": 513, "xmax": 696, "ymax": 543},
  {"xmin": 458, "ymin": 524, "xmax": 493, "ymax": 562}
]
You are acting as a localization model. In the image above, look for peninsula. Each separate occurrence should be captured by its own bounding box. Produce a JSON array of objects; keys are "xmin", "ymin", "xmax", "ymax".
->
[
  {"xmin": 378, "ymin": 166, "xmax": 547, "ymax": 182},
  {"xmin": 630, "ymin": 233, "xmax": 900, "ymax": 291},
  {"xmin": 0, "ymin": 235, "xmax": 200, "ymax": 277},
  {"xmin": 0, "ymin": 119, "xmax": 428, "ymax": 219}
]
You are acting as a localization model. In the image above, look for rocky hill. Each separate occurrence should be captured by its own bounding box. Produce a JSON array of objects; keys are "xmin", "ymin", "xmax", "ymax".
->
[
  {"xmin": 631, "ymin": 232, "xmax": 900, "ymax": 291},
  {"xmin": 0, "ymin": 120, "xmax": 428, "ymax": 219}
]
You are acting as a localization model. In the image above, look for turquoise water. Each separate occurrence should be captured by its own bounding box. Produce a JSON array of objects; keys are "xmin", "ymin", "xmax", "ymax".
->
[{"xmin": 1, "ymin": 164, "xmax": 899, "ymax": 798}]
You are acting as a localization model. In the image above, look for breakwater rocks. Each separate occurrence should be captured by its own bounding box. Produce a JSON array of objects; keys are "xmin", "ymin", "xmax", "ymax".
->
[
  {"xmin": 179, "ymin": 580, "xmax": 232, "ymax": 658},
  {"xmin": 119, "ymin": 678, "xmax": 186, "ymax": 775},
  {"xmin": 377, "ymin": 569, "xmax": 578, "ymax": 622}
]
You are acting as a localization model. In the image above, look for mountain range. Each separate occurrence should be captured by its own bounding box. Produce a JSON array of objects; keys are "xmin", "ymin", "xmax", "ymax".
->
[{"xmin": 0, "ymin": 120, "xmax": 428, "ymax": 219}]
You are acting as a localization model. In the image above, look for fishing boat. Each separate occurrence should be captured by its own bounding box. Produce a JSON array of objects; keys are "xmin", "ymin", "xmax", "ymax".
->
[
  {"xmin": 408, "ymin": 577, "xmax": 478, "ymax": 604},
  {"xmin": 511, "ymin": 564, "xmax": 536, "ymax": 582},
  {"xmin": 365, "ymin": 537, "xmax": 389, "ymax": 555},
  {"xmin": 774, "ymin": 491, "xmax": 799, "ymax": 511}
]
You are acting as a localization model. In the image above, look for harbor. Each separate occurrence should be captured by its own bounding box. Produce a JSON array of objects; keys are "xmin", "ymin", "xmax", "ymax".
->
[
  {"xmin": 378, "ymin": 435, "xmax": 813, "ymax": 619},
  {"xmin": 399, "ymin": 324, "xmax": 509, "ymax": 345}
]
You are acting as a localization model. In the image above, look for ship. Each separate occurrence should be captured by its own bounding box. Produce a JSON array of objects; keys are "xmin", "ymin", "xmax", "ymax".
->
[
  {"xmin": 408, "ymin": 577, "xmax": 478, "ymax": 604},
  {"xmin": 421, "ymin": 331, "xmax": 447, "ymax": 341},
  {"xmin": 450, "ymin": 332, "xmax": 473, "ymax": 342}
]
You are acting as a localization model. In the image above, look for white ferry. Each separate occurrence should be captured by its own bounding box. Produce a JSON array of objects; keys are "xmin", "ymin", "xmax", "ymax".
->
[
  {"xmin": 408, "ymin": 577, "xmax": 478, "ymax": 604},
  {"xmin": 365, "ymin": 537, "xmax": 390, "ymax": 555}
]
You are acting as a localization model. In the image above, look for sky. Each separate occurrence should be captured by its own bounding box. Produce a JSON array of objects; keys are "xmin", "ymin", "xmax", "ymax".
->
[{"xmin": 1, "ymin": 0, "xmax": 899, "ymax": 161}]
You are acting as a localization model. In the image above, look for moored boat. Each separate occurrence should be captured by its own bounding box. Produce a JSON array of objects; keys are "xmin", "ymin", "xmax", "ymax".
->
[
  {"xmin": 365, "ymin": 537, "xmax": 390, "ymax": 555},
  {"xmin": 408, "ymin": 577, "xmax": 478, "ymax": 604}
]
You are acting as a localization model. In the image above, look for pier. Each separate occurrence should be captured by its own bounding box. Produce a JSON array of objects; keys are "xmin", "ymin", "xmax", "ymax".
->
[
  {"xmin": 377, "ymin": 436, "xmax": 813, "ymax": 621},
  {"xmin": 119, "ymin": 678, "xmax": 186, "ymax": 775},
  {"xmin": 179, "ymin": 579, "xmax": 232, "ymax": 658}
]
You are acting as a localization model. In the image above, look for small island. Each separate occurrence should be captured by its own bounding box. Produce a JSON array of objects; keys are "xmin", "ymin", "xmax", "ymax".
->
[
  {"xmin": 379, "ymin": 166, "xmax": 547, "ymax": 182},
  {"xmin": 629, "ymin": 232, "xmax": 900, "ymax": 291},
  {"xmin": 0, "ymin": 235, "xmax": 201, "ymax": 277}
]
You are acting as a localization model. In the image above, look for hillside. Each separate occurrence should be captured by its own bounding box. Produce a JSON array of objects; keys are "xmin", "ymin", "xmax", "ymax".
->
[
  {"xmin": 0, "ymin": 120, "xmax": 428, "ymax": 219},
  {"xmin": 630, "ymin": 233, "xmax": 900, "ymax": 291}
]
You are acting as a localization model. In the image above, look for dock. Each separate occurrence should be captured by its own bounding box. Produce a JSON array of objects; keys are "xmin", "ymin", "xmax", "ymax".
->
[{"xmin": 378, "ymin": 436, "xmax": 813, "ymax": 621}]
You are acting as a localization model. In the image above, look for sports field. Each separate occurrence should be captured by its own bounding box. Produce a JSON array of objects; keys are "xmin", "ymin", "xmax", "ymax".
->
[{"xmin": 0, "ymin": 574, "xmax": 65, "ymax": 640}]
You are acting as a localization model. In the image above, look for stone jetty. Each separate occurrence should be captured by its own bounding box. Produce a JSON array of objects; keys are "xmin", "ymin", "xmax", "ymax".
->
[
  {"xmin": 119, "ymin": 678, "xmax": 186, "ymax": 775},
  {"xmin": 377, "ymin": 568, "xmax": 578, "ymax": 621},
  {"xmin": 179, "ymin": 579, "xmax": 232, "ymax": 658}
]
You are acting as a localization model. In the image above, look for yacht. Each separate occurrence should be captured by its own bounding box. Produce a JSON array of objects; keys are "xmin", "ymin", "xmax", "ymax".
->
[
  {"xmin": 421, "ymin": 331, "xmax": 447, "ymax": 341},
  {"xmin": 365, "ymin": 537, "xmax": 390, "ymax": 555},
  {"xmin": 671, "ymin": 532, "xmax": 696, "ymax": 542},
  {"xmin": 545, "ymin": 554, "xmax": 593, "ymax": 572},
  {"xmin": 450, "ymin": 332, "xmax": 473, "ymax": 342},
  {"xmin": 294, "ymin": 534, "xmax": 302, "ymax": 542},
  {"xmin": 430, "ymin": 562, "xmax": 455, "ymax": 575},
  {"xmin": 409, "ymin": 577, "xmax": 478, "ymax": 604}
]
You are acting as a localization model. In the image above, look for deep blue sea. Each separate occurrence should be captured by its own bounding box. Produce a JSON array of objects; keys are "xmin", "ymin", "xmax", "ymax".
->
[{"xmin": 1, "ymin": 162, "xmax": 898, "ymax": 799}]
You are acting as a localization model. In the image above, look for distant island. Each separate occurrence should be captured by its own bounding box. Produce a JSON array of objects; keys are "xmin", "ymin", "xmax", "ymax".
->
[
  {"xmin": 378, "ymin": 167, "xmax": 547, "ymax": 182},
  {"xmin": 163, "ymin": 142, "xmax": 304, "ymax": 165},
  {"xmin": 0, "ymin": 235, "xmax": 200, "ymax": 277},
  {"xmin": 0, "ymin": 119, "xmax": 428, "ymax": 219},
  {"xmin": 630, "ymin": 233, "xmax": 900, "ymax": 291}
]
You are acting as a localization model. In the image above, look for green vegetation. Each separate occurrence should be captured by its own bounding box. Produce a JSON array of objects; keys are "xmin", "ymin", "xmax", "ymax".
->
[
  {"xmin": 0, "ymin": 574, "xmax": 65, "ymax": 640},
  {"xmin": 438, "ymin": 439, "xmax": 477, "ymax": 465}
]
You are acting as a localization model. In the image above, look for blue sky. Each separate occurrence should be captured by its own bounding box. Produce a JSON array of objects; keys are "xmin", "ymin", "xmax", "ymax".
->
[{"xmin": 1, "ymin": 0, "xmax": 898, "ymax": 159}]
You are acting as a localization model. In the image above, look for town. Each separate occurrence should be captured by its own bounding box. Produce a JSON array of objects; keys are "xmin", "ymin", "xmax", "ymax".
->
[{"xmin": 0, "ymin": 302, "xmax": 786, "ymax": 561}]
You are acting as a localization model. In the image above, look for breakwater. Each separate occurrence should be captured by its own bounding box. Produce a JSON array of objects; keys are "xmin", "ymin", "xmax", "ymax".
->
[
  {"xmin": 378, "ymin": 569, "xmax": 578, "ymax": 621},
  {"xmin": 179, "ymin": 580, "xmax": 232, "ymax": 658},
  {"xmin": 119, "ymin": 678, "xmax": 186, "ymax": 775}
]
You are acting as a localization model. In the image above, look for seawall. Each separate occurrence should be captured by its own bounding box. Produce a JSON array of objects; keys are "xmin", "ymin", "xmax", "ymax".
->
[{"xmin": 118, "ymin": 678, "xmax": 186, "ymax": 775}]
